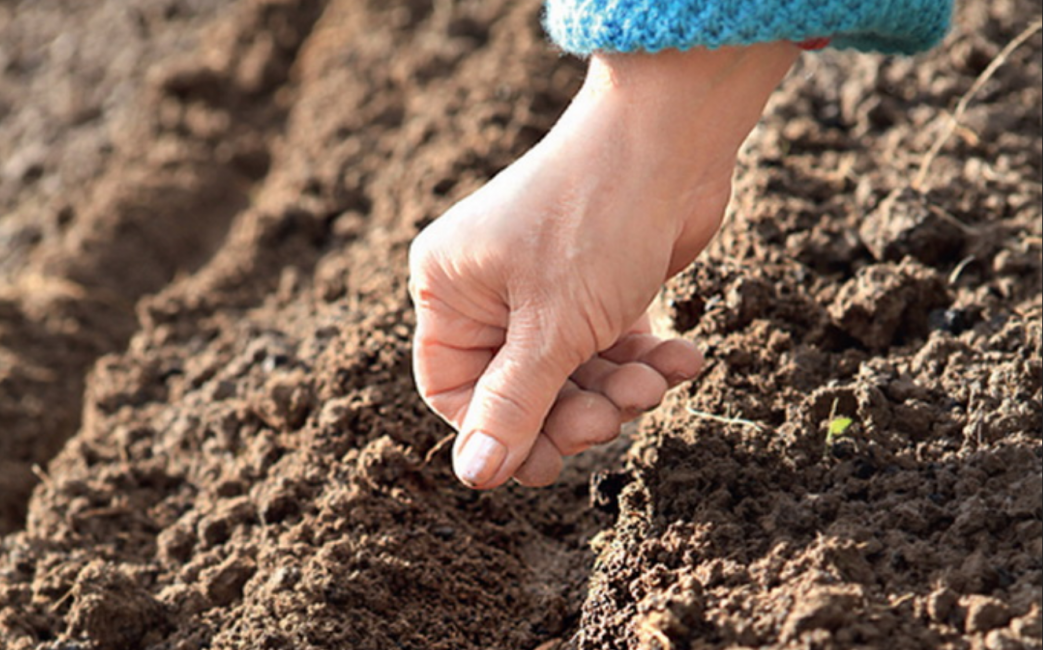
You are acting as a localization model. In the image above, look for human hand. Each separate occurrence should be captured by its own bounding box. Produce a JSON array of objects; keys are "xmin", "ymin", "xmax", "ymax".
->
[{"xmin": 409, "ymin": 42, "xmax": 799, "ymax": 489}]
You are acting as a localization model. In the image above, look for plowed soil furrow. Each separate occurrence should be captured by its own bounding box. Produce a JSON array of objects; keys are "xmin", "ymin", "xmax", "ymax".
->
[{"xmin": 0, "ymin": 0, "xmax": 324, "ymax": 534}]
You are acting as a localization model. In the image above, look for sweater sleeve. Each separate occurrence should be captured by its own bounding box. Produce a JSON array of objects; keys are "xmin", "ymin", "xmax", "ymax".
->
[{"xmin": 543, "ymin": 0, "xmax": 953, "ymax": 55}]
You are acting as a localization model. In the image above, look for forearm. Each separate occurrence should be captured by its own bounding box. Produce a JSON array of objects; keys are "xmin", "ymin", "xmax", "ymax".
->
[
  {"xmin": 524, "ymin": 41, "xmax": 799, "ymax": 279},
  {"xmin": 575, "ymin": 42, "xmax": 799, "ymax": 183}
]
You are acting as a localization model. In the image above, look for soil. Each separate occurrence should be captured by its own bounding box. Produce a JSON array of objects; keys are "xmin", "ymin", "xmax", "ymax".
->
[{"xmin": 0, "ymin": 1, "xmax": 1039, "ymax": 649}]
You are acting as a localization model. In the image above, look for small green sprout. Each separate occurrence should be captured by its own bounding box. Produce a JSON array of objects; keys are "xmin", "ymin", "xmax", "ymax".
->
[
  {"xmin": 828, "ymin": 416, "xmax": 854, "ymax": 439},
  {"xmin": 823, "ymin": 398, "xmax": 857, "ymax": 458}
]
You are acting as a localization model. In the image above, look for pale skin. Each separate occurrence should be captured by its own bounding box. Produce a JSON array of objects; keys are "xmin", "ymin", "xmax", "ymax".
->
[{"xmin": 409, "ymin": 42, "xmax": 800, "ymax": 489}]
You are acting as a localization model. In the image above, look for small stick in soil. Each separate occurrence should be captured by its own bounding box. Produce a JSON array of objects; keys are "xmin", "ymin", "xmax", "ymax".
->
[
  {"xmin": 685, "ymin": 405, "xmax": 768, "ymax": 431},
  {"xmin": 913, "ymin": 19, "xmax": 1043, "ymax": 190},
  {"xmin": 948, "ymin": 255, "xmax": 977, "ymax": 285},
  {"xmin": 31, "ymin": 463, "xmax": 52, "ymax": 488},
  {"xmin": 50, "ymin": 585, "xmax": 78, "ymax": 613},
  {"xmin": 927, "ymin": 204, "xmax": 978, "ymax": 234},
  {"xmin": 424, "ymin": 431, "xmax": 457, "ymax": 465}
]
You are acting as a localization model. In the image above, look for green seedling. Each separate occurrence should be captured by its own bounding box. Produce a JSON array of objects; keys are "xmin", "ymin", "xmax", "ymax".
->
[
  {"xmin": 823, "ymin": 397, "xmax": 856, "ymax": 459},
  {"xmin": 826, "ymin": 416, "xmax": 854, "ymax": 445}
]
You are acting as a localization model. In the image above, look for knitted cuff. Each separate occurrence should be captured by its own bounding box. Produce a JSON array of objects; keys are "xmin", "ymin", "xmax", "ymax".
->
[{"xmin": 544, "ymin": 0, "xmax": 953, "ymax": 55}]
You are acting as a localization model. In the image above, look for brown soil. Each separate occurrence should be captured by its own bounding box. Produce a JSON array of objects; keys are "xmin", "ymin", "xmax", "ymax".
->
[{"xmin": 1, "ymin": 1, "xmax": 1039, "ymax": 649}]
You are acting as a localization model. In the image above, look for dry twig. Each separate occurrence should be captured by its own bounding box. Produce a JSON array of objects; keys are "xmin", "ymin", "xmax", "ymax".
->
[
  {"xmin": 947, "ymin": 255, "xmax": 976, "ymax": 285},
  {"xmin": 423, "ymin": 431, "xmax": 456, "ymax": 464},
  {"xmin": 31, "ymin": 463, "xmax": 52, "ymax": 488},
  {"xmin": 913, "ymin": 19, "xmax": 1043, "ymax": 190},
  {"xmin": 685, "ymin": 405, "xmax": 768, "ymax": 431}
]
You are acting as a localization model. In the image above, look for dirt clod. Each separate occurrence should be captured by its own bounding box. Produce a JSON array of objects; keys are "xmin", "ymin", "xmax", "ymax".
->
[
  {"xmin": 829, "ymin": 259, "xmax": 951, "ymax": 350},
  {"xmin": 859, "ymin": 187, "xmax": 966, "ymax": 266},
  {"xmin": 65, "ymin": 561, "xmax": 168, "ymax": 650},
  {"xmin": 964, "ymin": 595, "xmax": 1013, "ymax": 634}
]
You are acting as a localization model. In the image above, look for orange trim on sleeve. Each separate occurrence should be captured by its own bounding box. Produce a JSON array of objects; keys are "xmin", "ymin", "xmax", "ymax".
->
[{"xmin": 797, "ymin": 37, "xmax": 832, "ymax": 50}]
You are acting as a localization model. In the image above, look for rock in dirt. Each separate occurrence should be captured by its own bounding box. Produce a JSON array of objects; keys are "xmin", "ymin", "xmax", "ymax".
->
[
  {"xmin": 859, "ymin": 188, "xmax": 966, "ymax": 266},
  {"xmin": 829, "ymin": 259, "xmax": 951, "ymax": 350},
  {"xmin": 781, "ymin": 585, "xmax": 864, "ymax": 640},
  {"xmin": 963, "ymin": 595, "xmax": 1013, "ymax": 634},
  {"xmin": 634, "ymin": 574, "xmax": 706, "ymax": 648},
  {"xmin": 201, "ymin": 553, "xmax": 257, "ymax": 608},
  {"xmin": 926, "ymin": 587, "xmax": 960, "ymax": 624},
  {"xmin": 65, "ymin": 561, "xmax": 168, "ymax": 650}
]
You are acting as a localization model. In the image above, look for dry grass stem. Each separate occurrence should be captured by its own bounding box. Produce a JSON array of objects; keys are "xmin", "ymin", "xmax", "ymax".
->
[
  {"xmin": 685, "ymin": 405, "xmax": 768, "ymax": 431},
  {"xmin": 31, "ymin": 463, "xmax": 53, "ymax": 488},
  {"xmin": 927, "ymin": 204, "xmax": 978, "ymax": 234},
  {"xmin": 948, "ymin": 256, "xmax": 977, "ymax": 285},
  {"xmin": 424, "ymin": 431, "xmax": 457, "ymax": 464},
  {"xmin": 913, "ymin": 19, "xmax": 1043, "ymax": 190}
]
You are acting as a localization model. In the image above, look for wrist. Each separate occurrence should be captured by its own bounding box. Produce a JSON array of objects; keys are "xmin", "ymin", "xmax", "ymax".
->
[{"xmin": 575, "ymin": 42, "xmax": 799, "ymax": 178}]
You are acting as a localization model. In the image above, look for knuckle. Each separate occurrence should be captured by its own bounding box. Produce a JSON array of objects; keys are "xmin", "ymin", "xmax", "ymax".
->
[
  {"xmin": 420, "ymin": 389, "xmax": 467, "ymax": 431},
  {"xmin": 480, "ymin": 382, "xmax": 534, "ymax": 423}
]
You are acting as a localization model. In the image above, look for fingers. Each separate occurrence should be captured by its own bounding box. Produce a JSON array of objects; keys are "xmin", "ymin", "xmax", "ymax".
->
[
  {"xmin": 543, "ymin": 382, "xmax": 621, "ymax": 456},
  {"xmin": 512, "ymin": 381, "xmax": 622, "ymax": 486},
  {"xmin": 628, "ymin": 313, "xmax": 654, "ymax": 336},
  {"xmin": 414, "ymin": 292, "xmax": 703, "ymax": 491},
  {"xmin": 413, "ymin": 343, "xmax": 492, "ymax": 425},
  {"xmin": 571, "ymin": 356, "xmax": 668, "ymax": 420},
  {"xmin": 639, "ymin": 338, "xmax": 704, "ymax": 387},
  {"xmin": 512, "ymin": 434, "xmax": 563, "ymax": 487},
  {"xmin": 599, "ymin": 333, "xmax": 660, "ymax": 365},
  {"xmin": 568, "ymin": 335, "xmax": 704, "ymax": 426},
  {"xmin": 433, "ymin": 333, "xmax": 705, "ymax": 490},
  {"xmin": 598, "ymin": 363, "xmax": 669, "ymax": 420},
  {"xmin": 453, "ymin": 326, "xmax": 575, "ymax": 490},
  {"xmin": 412, "ymin": 291, "xmax": 506, "ymax": 427},
  {"xmin": 602, "ymin": 334, "xmax": 703, "ymax": 387}
]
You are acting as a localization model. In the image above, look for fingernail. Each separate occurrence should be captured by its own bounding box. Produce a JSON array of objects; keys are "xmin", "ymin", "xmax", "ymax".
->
[{"xmin": 454, "ymin": 431, "xmax": 507, "ymax": 487}]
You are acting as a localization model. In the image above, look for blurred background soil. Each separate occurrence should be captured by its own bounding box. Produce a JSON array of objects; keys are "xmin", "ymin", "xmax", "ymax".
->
[{"xmin": 0, "ymin": 0, "xmax": 1039, "ymax": 648}]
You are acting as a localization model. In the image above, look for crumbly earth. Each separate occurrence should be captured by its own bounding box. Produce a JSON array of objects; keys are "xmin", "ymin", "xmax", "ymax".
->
[{"xmin": 0, "ymin": 1, "xmax": 1039, "ymax": 649}]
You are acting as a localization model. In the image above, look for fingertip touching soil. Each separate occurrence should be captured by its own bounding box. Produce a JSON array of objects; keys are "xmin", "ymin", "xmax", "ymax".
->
[{"xmin": 1, "ymin": 1, "xmax": 1040, "ymax": 649}]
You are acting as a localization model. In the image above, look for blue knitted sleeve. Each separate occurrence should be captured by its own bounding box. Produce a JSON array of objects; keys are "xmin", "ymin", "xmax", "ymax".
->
[{"xmin": 544, "ymin": 0, "xmax": 953, "ymax": 55}]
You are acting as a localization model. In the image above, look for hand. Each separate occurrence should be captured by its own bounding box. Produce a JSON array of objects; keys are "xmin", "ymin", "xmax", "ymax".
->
[{"xmin": 409, "ymin": 42, "xmax": 799, "ymax": 489}]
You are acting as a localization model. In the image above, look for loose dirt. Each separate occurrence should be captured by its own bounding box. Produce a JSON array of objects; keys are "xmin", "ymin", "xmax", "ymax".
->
[{"xmin": 1, "ymin": 1, "xmax": 1039, "ymax": 649}]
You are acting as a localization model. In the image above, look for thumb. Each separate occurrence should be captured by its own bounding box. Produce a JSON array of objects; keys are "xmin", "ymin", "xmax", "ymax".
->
[{"xmin": 453, "ymin": 322, "xmax": 576, "ymax": 489}]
